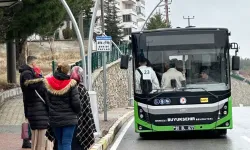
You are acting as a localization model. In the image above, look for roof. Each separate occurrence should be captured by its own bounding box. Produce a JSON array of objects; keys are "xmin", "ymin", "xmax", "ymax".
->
[{"xmin": 132, "ymin": 27, "xmax": 229, "ymax": 35}]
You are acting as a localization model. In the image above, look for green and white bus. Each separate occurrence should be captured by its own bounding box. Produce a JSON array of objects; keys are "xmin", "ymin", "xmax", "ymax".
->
[{"xmin": 120, "ymin": 27, "xmax": 240, "ymax": 137}]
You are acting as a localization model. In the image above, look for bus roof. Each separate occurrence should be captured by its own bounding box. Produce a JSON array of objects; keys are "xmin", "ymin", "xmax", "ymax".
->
[{"xmin": 132, "ymin": 27, "xmax": 229, "ymax": 35}]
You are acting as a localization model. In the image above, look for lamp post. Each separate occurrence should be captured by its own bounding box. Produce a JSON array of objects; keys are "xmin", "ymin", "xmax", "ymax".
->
[
  {"xmin": 59, "ymin": 0, "xmax": 87, "ymax": 87},
  {"xmin": 141, "ymin": 0, "xmax": 164, "ymax": 31}
]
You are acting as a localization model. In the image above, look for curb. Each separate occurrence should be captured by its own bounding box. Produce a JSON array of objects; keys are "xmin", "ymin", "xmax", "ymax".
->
[{"xmin": 90, "ymin": 110, "xmax": 134, "ymax": 150}]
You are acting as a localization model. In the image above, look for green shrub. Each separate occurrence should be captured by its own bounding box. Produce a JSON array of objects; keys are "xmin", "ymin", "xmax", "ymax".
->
[{"xmin": 62, "ymin": 27, "xmax": 73, "ymax": 39}]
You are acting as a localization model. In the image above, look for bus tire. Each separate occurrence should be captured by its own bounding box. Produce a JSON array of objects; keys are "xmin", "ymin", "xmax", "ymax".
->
[{"xmin": 216, "ymin": 129, "xmax": 227, "ymax": 137}]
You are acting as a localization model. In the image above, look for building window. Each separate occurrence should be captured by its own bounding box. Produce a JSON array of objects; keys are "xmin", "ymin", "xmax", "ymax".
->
[
  {"xmin": 136, "ymin": 6, "xmax": 145, "ymax": 16},
  {"xmin": 123, "ymin": 28, "xmax": 132, "ymax": 35},
  {"xmin": 123, "ymin": 15, "xmax": 132, "ymax": 22},
  {"xmin": 125, "ymin": 4, "xmax": 132, "ymax": 9}
]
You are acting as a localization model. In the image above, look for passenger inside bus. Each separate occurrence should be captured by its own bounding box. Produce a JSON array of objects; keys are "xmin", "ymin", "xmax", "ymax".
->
[
  {"xmin": 161, "ymin": 59, "xmax": 186, "ymax": 90},
  {"xmin": 135, "ymin": 57, "xmax": 160, "ymax": 94}
]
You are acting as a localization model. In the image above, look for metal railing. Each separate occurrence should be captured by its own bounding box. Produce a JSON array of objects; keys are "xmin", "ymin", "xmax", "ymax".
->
[
  {"xmin": 52, "ymin": 43, "xmax": 131, "ymax": 74},
  {"xmin": 231, "ymin": 73, "xmax": 250, "ymax": 85}
]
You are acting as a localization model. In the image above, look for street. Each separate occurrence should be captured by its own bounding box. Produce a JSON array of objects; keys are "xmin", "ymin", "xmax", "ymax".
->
[{"xmin": 109, "ymin": 107, "xmax": 250, "ymax": 150}]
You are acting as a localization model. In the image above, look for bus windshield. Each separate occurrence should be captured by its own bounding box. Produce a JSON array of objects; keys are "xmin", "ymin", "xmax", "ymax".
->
[
  {"xmin": 141, "ymin": 48, "xmax": 230, "ymax": 92},
  {"xmin": 134, "ymin": 46, "xmax": 230, "ymax": 93}
]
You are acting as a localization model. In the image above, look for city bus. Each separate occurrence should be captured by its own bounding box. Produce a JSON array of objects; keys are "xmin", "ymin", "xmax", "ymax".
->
[{"xmin": 120, "ymin": 27, "xmax": 240, "ymax": 137}]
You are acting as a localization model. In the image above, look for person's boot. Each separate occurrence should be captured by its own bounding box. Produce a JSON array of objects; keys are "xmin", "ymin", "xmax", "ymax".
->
[{"xmin": 22, "ymin": 139, "xmax": 31, "ymax": 148}]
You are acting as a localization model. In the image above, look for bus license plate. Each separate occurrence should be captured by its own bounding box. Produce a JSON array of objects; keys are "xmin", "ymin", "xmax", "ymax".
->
[{"xmin": 173, "ymin": 126, "xmax": 195, "ymax": 131}]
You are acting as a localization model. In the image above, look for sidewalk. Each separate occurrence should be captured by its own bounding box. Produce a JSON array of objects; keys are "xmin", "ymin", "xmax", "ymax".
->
[{"xmin": 0, "ymin": 96, "xmax": 132, "ymax": 150}]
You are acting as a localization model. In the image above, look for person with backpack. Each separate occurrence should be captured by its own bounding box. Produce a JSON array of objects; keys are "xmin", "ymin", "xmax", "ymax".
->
[{"xmin": 135, "ymin": 57, "xmax": 160, "ymax": 94}]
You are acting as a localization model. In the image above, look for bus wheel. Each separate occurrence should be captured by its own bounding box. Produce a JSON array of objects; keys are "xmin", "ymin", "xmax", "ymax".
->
[{"xmin": 216, "ymin": 129, "xmax": 227, "ymax": 137}]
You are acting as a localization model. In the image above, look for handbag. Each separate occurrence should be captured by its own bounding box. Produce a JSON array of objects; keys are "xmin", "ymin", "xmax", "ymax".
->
[{"xmin": 21, "ymin": 122, "xmax": 31, "ymax": 140}]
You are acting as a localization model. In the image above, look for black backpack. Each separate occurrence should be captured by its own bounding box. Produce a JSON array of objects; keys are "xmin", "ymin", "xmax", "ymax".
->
[{"xmin": 137, "ymin": 68, "xmax": 153, "ymax": 94}]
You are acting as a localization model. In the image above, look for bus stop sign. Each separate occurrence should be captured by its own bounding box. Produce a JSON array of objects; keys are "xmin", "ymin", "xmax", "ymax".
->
[{"xmin": 96, "ymin": 36, "xmax": 112, "ymax": 52}]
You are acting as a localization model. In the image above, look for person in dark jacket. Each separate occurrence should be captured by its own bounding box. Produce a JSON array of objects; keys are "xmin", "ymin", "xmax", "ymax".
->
[
  {"xmin": 19, "ymin": 56, "xmax": 49, "ymax": 150},
  {"xmin": 70, "ymin": 66, "xmax": 96, "ymax": 150},
  {"xmin": 44, "ymin": 62, "xmax": 81, "ymax": 150}
]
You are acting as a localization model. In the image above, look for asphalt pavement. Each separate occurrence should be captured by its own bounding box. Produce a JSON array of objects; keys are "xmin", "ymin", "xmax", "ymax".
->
[{"xmin": 109, "ymin": 107, "xmax": 250, "ymax": 150}]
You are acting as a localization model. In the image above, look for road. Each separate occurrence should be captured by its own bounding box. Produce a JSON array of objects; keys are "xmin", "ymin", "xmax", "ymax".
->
[{"xmin": 109, "ymin": 107, "xmax": 250, "ymax": 150}]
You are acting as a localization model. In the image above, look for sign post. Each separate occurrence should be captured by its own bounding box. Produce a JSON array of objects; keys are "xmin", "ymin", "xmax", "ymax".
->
[{"xmin": 96, "ymin": 36, "xmax": 112, "ymax": 121}]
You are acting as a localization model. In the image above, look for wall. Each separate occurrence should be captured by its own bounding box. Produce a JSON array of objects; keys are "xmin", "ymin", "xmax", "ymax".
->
[
  {"xmin": 0, "ymin": 88, "xmax": 22, "ymax": 107},
  {"xmin": 92, "ymin": 60, "xmax": 131, "ymax": 112}
]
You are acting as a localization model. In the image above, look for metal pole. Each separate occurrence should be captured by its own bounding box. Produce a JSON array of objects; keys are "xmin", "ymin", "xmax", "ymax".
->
[
  {"xmin": 78, "ymin": 12, "xmax": 87, "ymax": 86},
  {"xmin": 88, "ymin": 0, "xmax": 101, "ymax": 90},
  {"xmin": 59, "ymin": 0, "xmax": 87, "ymax": 87},
  {"xmin": 6, "ymin": 39, "xmax": 16, "ymax": 83},
  {"xmin": 141, "ymin": 0, "xmax": 164, "ymax": 31},
  {"xmin": 100, "ymin": 0, "xmax": 107, "ymax": 121},
  {"xmin": 183, "ymin": 16, "xmax": 195, "ymax": 27},
  {"xmin": 128, "ymin": 59, "xmax": 133, "ymax": 106}
]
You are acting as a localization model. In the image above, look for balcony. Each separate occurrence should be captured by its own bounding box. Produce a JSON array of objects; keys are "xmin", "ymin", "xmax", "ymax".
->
[
  {"xmin": 136, "ymin": 0, "xmax": 145, "ymax": 7},
  {"xmin": 137, "ymin": 13, "xmax": 146, "ymax": 22},
  {"xmin": 122, "ymin": 8, "xmax": 137, "ymax": 16},
  {"xmin": 121, "ymin": 21, "xmax": 138, "ymax": 29},
  {"xmin": 122, "ymin": 0, "xmax": 136, "ymax": 4},
  {"xmin": 137, "ymin": 0, "xmax": 145, "ymax": 5}
]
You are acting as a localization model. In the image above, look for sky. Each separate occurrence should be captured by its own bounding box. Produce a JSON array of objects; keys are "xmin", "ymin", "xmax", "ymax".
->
[{"xmin": 145, "ymin": 0, "xmax": 250, "ymax": 58}]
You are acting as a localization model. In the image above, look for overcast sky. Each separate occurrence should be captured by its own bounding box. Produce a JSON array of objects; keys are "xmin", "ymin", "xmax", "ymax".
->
[{"xmin": 146, "ymin": 0, "xmax": 250, "ymax": 58}]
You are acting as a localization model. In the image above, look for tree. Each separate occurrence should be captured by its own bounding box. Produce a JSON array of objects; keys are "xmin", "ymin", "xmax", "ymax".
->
[
  {"xmin": 146, "ymin": 11, "xmax": 171, "ymax": 30},
  {"xmin": 104, "ymin": 0, "xmax": 123, "ymax": 44},
  {"xmin": 1, "ymin": 0, "xmax": 93, "ymax": 67}
]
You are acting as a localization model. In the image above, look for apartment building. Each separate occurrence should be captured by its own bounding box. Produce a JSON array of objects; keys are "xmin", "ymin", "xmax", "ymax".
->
[
  {"xmin": 95, "ymin": 0, "xmax": 146, "ymax": 41},
  {"xmin": 119, "ymin": 0, "xmax": 146, "ymax": 41},
  {"xmin": 52, "ymin": 0, "xmax": 146, "ymax": 41}
]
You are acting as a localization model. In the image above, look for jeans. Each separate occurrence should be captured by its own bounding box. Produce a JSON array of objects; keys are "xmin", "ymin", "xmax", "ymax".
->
[{"xmin": 53, "ymin": 125, "xmax": 76, "ymax": 150}]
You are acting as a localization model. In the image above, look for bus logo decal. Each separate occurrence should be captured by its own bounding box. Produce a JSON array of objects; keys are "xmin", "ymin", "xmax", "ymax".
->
[
  {"xmin": 154, "ymin": 99, "xmax": 160, "ymax": 105},
  {"xmin": 180, "ymin": 97, "xmax": 187, "ymax": 104},
  {"xmin": 165, "ymin": 98, "xmax": 171, "ymax": 104}
]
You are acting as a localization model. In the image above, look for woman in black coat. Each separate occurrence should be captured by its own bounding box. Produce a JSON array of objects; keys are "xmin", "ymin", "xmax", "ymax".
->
[
  {"xmin": 70, "ymin": 66, "xmax": 96, "ymax": 150},
  {"xmin": 19, "ymin": 63, "xmax": 49, "ymax": 150},
  {"xmin": 46, "ymin": 65, "xmax": 96, "ymax": 150},
  {"xmin": 44, "ymin": 63, "xmax": 81, "ymax": 150}
]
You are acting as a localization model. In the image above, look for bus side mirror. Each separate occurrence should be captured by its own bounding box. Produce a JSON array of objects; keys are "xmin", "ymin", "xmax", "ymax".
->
[
  {"xmin": 120, "ymin": 55, "xmax": 129, "ymax": 69},
  {"xmin": 232, "ymin": 56, "xmax": 240, "ymax": 71}
]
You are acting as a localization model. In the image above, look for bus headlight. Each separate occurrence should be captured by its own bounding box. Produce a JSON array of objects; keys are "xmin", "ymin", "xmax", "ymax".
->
[
  {"xmin": 140, "ymin": 114, "xmax": 144, "ymax": 119},
  {"xmin": 223, "ymin": 111, "xmax": 227, "ymax": 115},
  {"xmin": 218, "ymin": 102, "xmax": 229, "ymax": 119}
]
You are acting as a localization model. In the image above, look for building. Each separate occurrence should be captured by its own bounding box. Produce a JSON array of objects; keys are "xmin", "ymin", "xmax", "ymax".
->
[
  {"xmin": 119, "ymin": 0, "xmax": 146, "ymax": 41},
  {"xmin": 31, "ymin": 0, "xmax": 146, "ymax": 42},
  {"xmin": 94, "ymin": 0, "xmax": 146, "ymax": 41}
]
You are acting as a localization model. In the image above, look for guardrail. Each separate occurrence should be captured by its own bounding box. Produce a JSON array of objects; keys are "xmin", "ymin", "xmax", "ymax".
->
[
  {"xmin": 52, "ymin": 43, "xmax": 131, "ymax": 74},
  {"xmin": 231, "ymin": 73, "xmax": 250, "ymax": 85}
]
